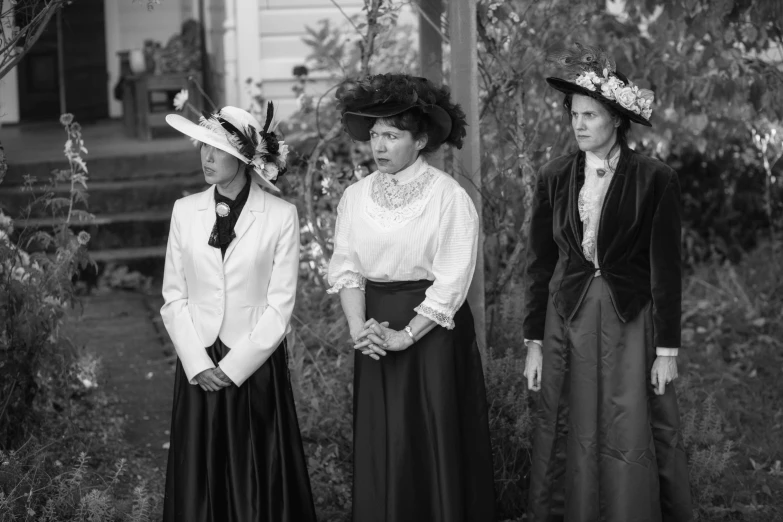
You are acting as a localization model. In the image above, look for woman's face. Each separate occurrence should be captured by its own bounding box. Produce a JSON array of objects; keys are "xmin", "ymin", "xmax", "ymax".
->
[
  {"xmin": 200, "ymin": 143, "xmax": 242, "ymax": 185},
  {"xmin": 570, "ymin": 94, "xmax": 619, "ymax": 158},
  {"xmin": 369, "ymin": 120, "xmax": 427, "ymax": 175}
]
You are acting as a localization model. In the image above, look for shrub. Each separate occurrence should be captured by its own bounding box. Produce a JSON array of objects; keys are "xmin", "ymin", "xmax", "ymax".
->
[
  {"xmin": 0, "ymin": 446, "xmax": 154, "ymax": 521},
  {"xmin": 485, "ymin": 349, "xmax": 533, "ymax": 519},
  {"xmin": 0, "ymin": 114, "xmax": 94, "ymax": 448}
]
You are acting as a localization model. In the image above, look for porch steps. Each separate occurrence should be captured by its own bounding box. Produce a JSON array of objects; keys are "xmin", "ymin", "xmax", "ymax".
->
[{"xmin": 1, "ymin": 147, "xmax": 205, "ymax": 274}]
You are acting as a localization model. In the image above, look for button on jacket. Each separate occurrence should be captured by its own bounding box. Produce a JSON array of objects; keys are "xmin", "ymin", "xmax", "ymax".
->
[
  {"xmin": 522, "ymin": 145, "xmax": 682, "ymax": 348},
  {"xmin": 160, "ymin": 182, "xmax": 300, "ymax": 386}
]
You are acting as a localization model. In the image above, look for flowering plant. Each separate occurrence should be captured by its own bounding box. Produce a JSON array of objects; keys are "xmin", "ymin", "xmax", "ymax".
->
[
  {"xmin": 573, "ymin": 67, "xmax": 654, "ymax": 121},
  {"xmin": 0, "ymin": 113, "xmax": 94, "ymax": 447}
]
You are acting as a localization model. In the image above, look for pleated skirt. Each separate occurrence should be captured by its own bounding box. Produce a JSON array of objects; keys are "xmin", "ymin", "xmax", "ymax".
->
[
  {"xmin": 527, "ymin": 275, "xmax": 693, "ymax": 522},
  {"xmin": 352, "ymin": 279, "xmax": 496, "ymax": 522},
  {"xmin": 163, "ymin": 339, "xmax": 317, "ymax": 522}
]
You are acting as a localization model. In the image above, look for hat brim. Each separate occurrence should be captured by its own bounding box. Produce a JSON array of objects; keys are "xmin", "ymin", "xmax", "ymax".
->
[
  {"xmin": 342, "ymin": 102, "xmax": 453, "ymax": 145},
  {"xmin": 165, "ymin": 114, "xmax": 279, "ymax": 192},
  {"xmin": 546, "ymin": 78, "xmax": 652, "ymax": 127}
]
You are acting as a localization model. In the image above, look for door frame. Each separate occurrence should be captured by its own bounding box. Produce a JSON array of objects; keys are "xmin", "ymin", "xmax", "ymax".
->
[{"xmin": 0, "ymin": 0, "xmax": 117, "ymax": 124}]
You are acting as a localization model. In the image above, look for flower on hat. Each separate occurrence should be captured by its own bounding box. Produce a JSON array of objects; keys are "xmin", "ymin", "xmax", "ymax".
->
[
  {"xmin": 573, "ymin": 69, "xmax": 655, "ymax": 121},
  {"xmin": 615, "ymin": 87, "xmax": 637, "ymax": 111},
  {"xmin": 575, "ymin": 72, "xmax": 598, "ymax": 91}
]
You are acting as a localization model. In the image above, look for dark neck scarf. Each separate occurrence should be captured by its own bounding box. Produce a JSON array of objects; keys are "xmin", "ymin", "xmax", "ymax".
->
[{"xmin": 208, "ymin": 175, "xmax": 251, "ymax": 257}]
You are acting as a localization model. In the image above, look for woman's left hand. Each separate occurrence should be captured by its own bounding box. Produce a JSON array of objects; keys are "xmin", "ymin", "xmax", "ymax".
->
[
  {"xmin": 354, "ymin": 318, "xmax": 414, "ymax": 358},
  {"xmin": 650, "ymin": 355, "xmax": 678, "ymax": 395}
]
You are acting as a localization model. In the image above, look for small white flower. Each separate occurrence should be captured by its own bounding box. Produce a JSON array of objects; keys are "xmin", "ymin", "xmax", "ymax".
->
[
  {"xmin": 11, "ymin": 266, "xmax": 29, "ymax": 283},
  {"xmin": 615, "ymin": 86, "xmax": 638, "ymax": 111},
  {"xmin": 600, "ymin": 82, "xmax": 616, "ymax": 100},
  {"xmin": 173, "ymin": 89, "xmax": 189, "ymax": 111},
  {"xmin": 509, "ymin": 12, "xmax": 520, "ymax": 23},
  {"xmin": 262, "ymin": 163, "xmax": 279, "ymax": 181},
  {"xmin": 277, "ymin": 142, "xmax": 290, "ymax": 166},
  {"xmin": 575, "ymin": 73, "xmax": 597, "ymax": 92}
]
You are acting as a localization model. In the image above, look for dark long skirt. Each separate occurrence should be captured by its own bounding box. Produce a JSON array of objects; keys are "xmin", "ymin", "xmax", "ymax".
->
[
  {"xmin": 528, "ymin": 275, "xmax": 693, "ymax": 522},
  {"xmin": 163, "ymin": 339, "xmax": 317, "ymax": 522},
  {"xmin": 352, "ymin": 279, "xmax": 496, "ymax": 522}
]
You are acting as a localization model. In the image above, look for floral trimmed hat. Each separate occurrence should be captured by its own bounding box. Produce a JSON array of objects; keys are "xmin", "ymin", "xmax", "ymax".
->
[
  {"xmin": 546, "ymin": 43, "xmax": 654, "ymax": 127},
  {"xmin": 166, "ymin": 104, "xmax": 289, "ymax": 191}
]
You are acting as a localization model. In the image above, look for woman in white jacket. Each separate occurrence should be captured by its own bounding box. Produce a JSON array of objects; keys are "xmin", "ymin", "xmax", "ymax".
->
[{"xmin": 160, "ymin": 105, "xmax": 316, "ymax": 521}]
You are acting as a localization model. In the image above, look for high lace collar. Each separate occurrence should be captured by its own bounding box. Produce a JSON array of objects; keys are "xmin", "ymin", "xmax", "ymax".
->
[
  {"xmin": 585, "ymin": 147, "xmax": 620, "ymax": 172},
  {"xmin": 383, "ymin": 156, "xmax": 427, "ymax": 184}
]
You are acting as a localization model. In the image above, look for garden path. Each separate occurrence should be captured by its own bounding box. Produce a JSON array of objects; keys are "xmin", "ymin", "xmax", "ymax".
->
[{"xmin": 70, "ymin": 290, "xmax": 173, "ymax": 474}]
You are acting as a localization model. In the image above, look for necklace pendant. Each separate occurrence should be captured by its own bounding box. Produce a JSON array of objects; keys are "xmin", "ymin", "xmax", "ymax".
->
[
  {"xmin": 216, "ymin": 202, "xmax": 231, "ymax": 217},
  {"xmin": 596, "ymin": 168, "xmax": 606, "ymax": 178}
]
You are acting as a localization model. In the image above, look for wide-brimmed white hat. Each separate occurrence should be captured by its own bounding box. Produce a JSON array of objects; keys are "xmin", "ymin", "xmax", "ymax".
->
[{"xmin": 165, "ymin": 105, "xmax": 289, "ymax": 192}]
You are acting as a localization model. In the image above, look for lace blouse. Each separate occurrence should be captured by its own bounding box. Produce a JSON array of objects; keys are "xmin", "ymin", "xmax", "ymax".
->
[
  {"xmin": 327, "ymin": 157, "xmax": 479, "ymax": 329},
  {"xmin": 580, "ymin": 149, "xmax": 619, "ymax": 266}
]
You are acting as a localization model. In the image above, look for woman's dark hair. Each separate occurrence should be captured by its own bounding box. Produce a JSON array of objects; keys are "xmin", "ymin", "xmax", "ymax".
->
[
  {"xmin": 563, "ymin": 93, "xmax": 631, "ymax": 157},
  {"xmin": 367, "ymin": 107, "xmax": 440, "ymax": 156}
]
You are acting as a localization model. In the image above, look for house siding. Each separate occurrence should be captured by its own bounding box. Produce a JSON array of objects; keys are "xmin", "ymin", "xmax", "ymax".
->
[{"xmin": 257, "ymin": 0, "xmax": 364, "ymax": 119}]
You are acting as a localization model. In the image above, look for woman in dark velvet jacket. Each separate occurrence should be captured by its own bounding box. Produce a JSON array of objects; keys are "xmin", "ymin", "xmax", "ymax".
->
[{"xmin": 522, "ymin": 44, "xmax": 693, "ymax": 521}]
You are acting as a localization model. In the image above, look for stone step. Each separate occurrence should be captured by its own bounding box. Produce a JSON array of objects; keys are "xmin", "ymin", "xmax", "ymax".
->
[
  {"xmin": 16, "ymin": 210, "xmax": 172, "ymax": 252},
  {"xmin": 0, "ymin": 174, "xmax": 207, "ymax": 217},
  {"xmin": 2, "ymin": 150, "xmax": 202, "ymax": 186}
]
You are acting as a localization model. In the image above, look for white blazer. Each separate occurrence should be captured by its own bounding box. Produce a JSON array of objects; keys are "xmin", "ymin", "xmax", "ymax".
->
[{"xmin": 160, "ymin": 182, "xmax": 300, "ymax": 387}]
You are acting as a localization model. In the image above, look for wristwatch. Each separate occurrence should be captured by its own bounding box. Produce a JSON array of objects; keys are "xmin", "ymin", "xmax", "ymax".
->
[{"xmin": 403, "ymin": 325, "xmax": 416, "ymax": 343}]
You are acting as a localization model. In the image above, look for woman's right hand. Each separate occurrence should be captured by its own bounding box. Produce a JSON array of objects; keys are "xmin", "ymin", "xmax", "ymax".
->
[
  {"xmin": 351, "ymin": 319, "xmax": 390, "ymax": 360},
  {"xmin": 194, "ymin": 368, "xmax": 231, "ymax": 392},
  {"xmin": 523, "ymin": 341, "xmax": 543, "ymax": 392}
]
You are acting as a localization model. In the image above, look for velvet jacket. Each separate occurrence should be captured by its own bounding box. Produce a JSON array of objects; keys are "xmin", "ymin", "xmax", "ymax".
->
[{"xmin": 522, "ymin": 145, "xmax": 682, "ymax": 348}]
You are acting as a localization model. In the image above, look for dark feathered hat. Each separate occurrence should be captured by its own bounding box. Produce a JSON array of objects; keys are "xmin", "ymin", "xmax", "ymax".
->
[
  {"xmin": 546, "ymin": 43, "xmax": 654, "ymax": 127},
  {"xmin": 336, "ymin": 73, "xmax": 467, "ymax": 148}
]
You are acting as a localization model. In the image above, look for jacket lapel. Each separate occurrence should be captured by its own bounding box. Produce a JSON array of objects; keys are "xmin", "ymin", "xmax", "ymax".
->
[
  {"xmin": 567, "ymin": 151, "xmax": 585, "ymax": 249},
  {"xmin": 595, "ymin": 146, "xmax": 629, "ymax": 262},
  {"xmin": 197, "ymin": 186, "xmax": 222, "ymax": 266},
  {"xmin": 223, "ymin": 182, "xmax": 266, "ymax": 263}
]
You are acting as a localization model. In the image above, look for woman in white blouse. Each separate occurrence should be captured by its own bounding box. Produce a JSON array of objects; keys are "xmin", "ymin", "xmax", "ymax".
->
[
  {"xmin": 522, "ymin": 45, "xmax": 692, "ymax": 521},
  {"xmin": 328, "ymin": 74, "xmax": 495, "ymax": 522}
]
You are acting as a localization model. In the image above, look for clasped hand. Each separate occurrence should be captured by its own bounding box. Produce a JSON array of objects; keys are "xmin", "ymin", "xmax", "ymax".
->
[
  {"xmin": 351, "ymin": 318, "xmax": 414, "ymax": 360},
  {"xmin": 194, "ymin": 366, "xmax": 234, "ymax": 392}
]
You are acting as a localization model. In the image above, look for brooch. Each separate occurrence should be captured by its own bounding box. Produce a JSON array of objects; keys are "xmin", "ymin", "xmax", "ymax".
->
[
  {"xmin": 216, "ymin": 202, "xmax": 230, "ymax": 217},
  {"xmin": 596, "ymin": 168, "xmax": 606, "ymax": 178}
]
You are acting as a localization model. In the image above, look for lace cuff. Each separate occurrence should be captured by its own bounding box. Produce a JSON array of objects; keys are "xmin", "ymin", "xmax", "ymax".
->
[
  {"xmin": 414, "ymin": 303, "xmax": 456, "ymax": 330},
  {"xmin": 326, "ymin": 272, "xmax": 366, "ymax": 294}
]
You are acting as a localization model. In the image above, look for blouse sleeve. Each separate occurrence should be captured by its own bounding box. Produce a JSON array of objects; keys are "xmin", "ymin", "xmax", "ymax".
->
[
  {"xmin": 414, "ymin": 189, "xmax": 479, "ymax": 329},
  {"xmin": 327, "ymin": 188, "xmax": 366, "ymax": 294}
]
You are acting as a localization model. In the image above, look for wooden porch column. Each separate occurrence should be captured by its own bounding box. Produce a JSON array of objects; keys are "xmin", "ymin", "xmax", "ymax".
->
[
  {"xmin": 418, "ymin": 0, "xmax": 443, "ymax": 85},
  {"xmin": 448, "ymin": 0, "xmax": 485, "ymax": 356},
  {"xmin": 418, "ymin": 0, "xmax": 444, "ymax": 169}
]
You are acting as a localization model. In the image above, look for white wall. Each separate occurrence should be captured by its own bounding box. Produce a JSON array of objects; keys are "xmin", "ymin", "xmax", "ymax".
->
[
  {"xmin": 253, "ymin": 0, "xmax": 366, "ymax": 119},
  {"xmin": 0, "ymin": 0, "xmax": 20, "ymax": 123}
]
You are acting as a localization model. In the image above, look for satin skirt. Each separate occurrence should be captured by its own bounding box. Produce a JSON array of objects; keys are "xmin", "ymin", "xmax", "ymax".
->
[
  {"xmin": 352, "ymin": 280, "xmax": 496, "ymax": 522},
  {"xmin": 162, "ymin": 339, "xmax": 317, "ymax": 522},
  {"xmin": 528, "ymin": 276, "xmax": 693, "ymax": 522}
]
